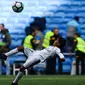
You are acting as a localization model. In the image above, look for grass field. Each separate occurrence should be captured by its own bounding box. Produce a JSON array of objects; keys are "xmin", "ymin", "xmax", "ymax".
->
[{"xmin": 0, "ymin": 75, "xmax": 85, "ymax": 85}]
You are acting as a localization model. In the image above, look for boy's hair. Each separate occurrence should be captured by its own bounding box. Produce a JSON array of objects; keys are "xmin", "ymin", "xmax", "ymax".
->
[
  {"xmin": 74, "ymin": 32, "xmax": 80, "ymax": 37},
  {"xmin": 58, "ymin": 36, "xmax": 66, "ymax": 49}
]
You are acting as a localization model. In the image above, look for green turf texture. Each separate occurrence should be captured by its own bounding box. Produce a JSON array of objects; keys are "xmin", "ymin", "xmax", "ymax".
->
[{"xmin": 0, "ymin": 75, "xmax": 85, "ymax": 85}]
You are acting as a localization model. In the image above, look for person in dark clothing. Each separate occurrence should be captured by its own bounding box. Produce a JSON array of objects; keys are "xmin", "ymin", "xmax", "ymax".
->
[
  {"xmin": 0, "ymin": 24, "xmax": 11, "ymax": 53},
  {"xmin": 46, "ymin": 28, "xmax": 66, "ymax": 74},
  {"xmin": 73, "ymin": 33, "xmax": 85, "ymax": 75},
  {"xmin": 0, "ymin": 23, "xmax": 11, "ymax": 74}
]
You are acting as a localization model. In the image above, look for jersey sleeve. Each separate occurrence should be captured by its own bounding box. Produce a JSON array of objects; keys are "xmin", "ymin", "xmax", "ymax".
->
[
  {"xmin": 55, "ymin": 47, "xmax": 61, "ymax": 53},
  {"xmin": 55, "ymin": 47, "xmax": 64, "ymax": 59},
  {"xmin": 58, "ymin": 53, "xmax": 65, "ymax": 59}
]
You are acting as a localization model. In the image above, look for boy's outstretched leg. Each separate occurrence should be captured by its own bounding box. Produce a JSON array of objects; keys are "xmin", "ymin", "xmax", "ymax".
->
[
  {"xmin": 11, "ymin": 66, "xmax": 25, "ymax": 85},
  {"xmin": 5, "ymin": 46, "xmax": 24, "ymax": 56},
  {"xmin": 11, "ymin": 56, "xmax": 40, "ymax": 85},
  {"xmin": 1, "ymin": 46, "xmax": 24, "ymax": 60}
]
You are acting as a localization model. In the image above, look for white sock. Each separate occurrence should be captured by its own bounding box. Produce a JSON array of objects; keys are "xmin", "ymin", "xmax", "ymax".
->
[
  {"xmin": 13, "ymin": 71, "xmax": 23, "ymax": 83},
  {"xmin": 5, "ymin": 48, "xmax": 18, "ymax": 56}
]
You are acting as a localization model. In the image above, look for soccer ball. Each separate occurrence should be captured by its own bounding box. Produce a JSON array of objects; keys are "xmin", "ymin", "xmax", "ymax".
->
[{"xmin": 12, "ymin": 1, "xmax": 24, "ymax": 13}]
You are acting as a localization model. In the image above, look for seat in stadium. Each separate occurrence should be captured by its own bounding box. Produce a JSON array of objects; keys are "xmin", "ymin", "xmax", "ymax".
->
[{"xmin": 13, "ymin": 60, "xmax": 28, "ymax": 75}]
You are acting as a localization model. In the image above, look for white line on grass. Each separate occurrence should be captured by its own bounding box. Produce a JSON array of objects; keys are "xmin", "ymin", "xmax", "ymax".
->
[{"xmin": 0, "ymin": 77, "xmax": 85, "ymax": 80}]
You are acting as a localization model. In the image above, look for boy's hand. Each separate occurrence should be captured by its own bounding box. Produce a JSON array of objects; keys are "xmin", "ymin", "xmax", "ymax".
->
[{"xmin": 60, "ymin": 58, "xmax": 65, "ymax": 62}]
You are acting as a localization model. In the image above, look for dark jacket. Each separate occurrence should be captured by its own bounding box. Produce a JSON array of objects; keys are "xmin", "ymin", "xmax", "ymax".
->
[{"xmin": 0, "ymin": 29, "xmax": 11, "ymax": 53}]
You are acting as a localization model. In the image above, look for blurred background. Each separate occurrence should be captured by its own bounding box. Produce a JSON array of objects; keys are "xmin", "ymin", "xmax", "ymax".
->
[{"xmin": 0, "ymin": 0, "xmax": 85, "ymax": 75}]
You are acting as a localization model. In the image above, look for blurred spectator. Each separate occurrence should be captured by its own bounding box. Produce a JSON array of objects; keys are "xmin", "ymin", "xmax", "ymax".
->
[
  {"xmin": 45, "ymin": 28, "xmax": 66, "ymax": 74},
  {"xmin": 32, "ymin": 25, "xmax": 44, "ymax": 50},
  {"xmin": 0, "ymin": 24, "xmax": 11, "ymax": 53},
  {"xmin": 0, "ymin": 23, "xmax": 11, "ymax": 74},
  {"xmin": 42, "ymin": 30, "xmax": 54, "ymax": 48},
  {"xmin": 66, "ymin": 16, "xmax": 80, "ymax": 52},
  {"xmin": 73, "ymin": 33, "xmax": 85, "ymax": 75},
  {"xmin": 23, "ymin": 31, "xmax": 36, "ymax": 50}
]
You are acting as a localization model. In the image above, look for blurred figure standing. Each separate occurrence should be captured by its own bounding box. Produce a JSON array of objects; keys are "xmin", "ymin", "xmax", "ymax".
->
[
  {"xmin": 32, "ymin": 26, "xmax": 44, "ymax": 50},
  {"xmin": 23, "ymin": 31, "xmax": 36, "ymax": 50},
  {"xmin": 66, "ymin": 16, "xmax": 80, "ymax": 52},
  {"xmin": 0, "ymin": 24, "xmax": 11, "ymax": 53},
  {"xmin": 0, "ymin": 24, "xmax": 11, "ymax": 74},
  {"xmin": 42, "ymin": 30, "xmax": 54, "ymax": 49},
  {"xmin": 73, "ymin": 33, "xmax": 85, "ymax": 75}
]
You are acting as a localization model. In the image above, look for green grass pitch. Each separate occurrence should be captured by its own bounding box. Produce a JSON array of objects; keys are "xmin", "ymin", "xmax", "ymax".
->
[{"xmin": 0, "ymin": 75, "xmax": 85, "ymax": 85}]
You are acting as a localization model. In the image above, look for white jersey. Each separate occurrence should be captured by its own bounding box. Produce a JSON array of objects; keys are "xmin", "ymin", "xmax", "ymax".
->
[
  {"xmin": 24, "ymin": 46, "xmax": 64, "ymax": 62},
  {"xmin": 39, "ymin": 46, "xmax": 64, "ymax": 62}
]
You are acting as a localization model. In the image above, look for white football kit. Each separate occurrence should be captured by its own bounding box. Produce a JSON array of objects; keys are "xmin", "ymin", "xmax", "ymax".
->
[{"xmin": 23, "ymin": 46, "xmax": 64, "ymax": 68}]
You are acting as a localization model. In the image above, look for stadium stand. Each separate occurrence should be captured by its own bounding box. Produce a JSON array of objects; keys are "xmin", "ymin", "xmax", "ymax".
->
[{"xmin": 0, "ymin": 0, "xmax": 85, "ymax": 74}]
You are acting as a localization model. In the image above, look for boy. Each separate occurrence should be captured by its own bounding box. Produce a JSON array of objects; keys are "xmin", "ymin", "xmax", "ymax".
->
[{"xmin": 1, "ymin": 38, "xmax": 65, "ymax": 85}]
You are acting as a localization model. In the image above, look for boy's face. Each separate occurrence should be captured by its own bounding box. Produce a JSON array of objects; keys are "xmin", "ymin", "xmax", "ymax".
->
[{"xmin": 53, "ymin": 39, "xmax": 60, "ymax": 47}]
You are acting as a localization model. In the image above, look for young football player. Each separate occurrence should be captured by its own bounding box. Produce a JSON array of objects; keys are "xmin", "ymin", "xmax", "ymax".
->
[{"xmin": 1, "ymin": 38, "xmax": 65, "ymax": 85}]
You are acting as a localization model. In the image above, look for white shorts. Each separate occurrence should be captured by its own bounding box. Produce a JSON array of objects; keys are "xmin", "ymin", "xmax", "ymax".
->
[
  {"xmin": 24, "ymin": 47, "xmax": 34, "ymax": 58},
  {"xmin": 23, "ymin": 54, "xmax": 40, "ymax": 68},
  {"xmin": 23, "ymin": 47, "xmax": 46, "ymax": 68},
  {"xmin": 23, "ymin": 47, "xmax": 40, "ymax": 68}
]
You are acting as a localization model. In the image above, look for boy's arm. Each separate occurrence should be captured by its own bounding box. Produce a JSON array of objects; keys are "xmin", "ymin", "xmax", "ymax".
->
[
  {"xmin": 56, "ymin": 48, "xmax": 65, "ymax": 62},
  {"xmin": 57, "ymin": 53, "xmax": 65, "ymax": 62}
]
